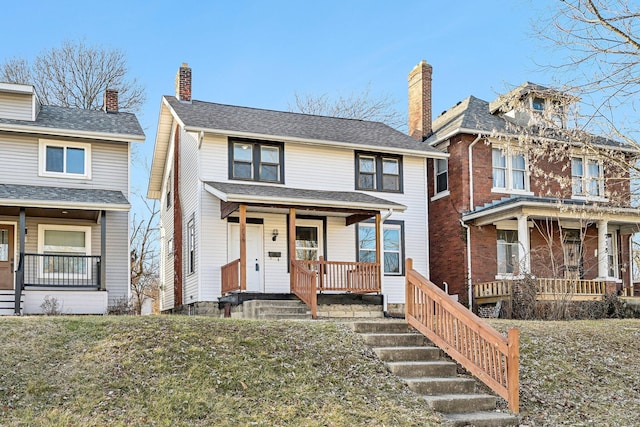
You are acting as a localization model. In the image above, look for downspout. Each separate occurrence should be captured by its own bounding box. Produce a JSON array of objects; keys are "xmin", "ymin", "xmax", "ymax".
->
[
  {"xmin": 380, "ymin": 209, "xmax": 394, "ymax": 313},
  {"xmin": 460, "ymin": 219, "xmax": 473, "ymax": 310},
  {"xmin": 629, "ymin": 234, "xmax": 634, "ymax": 296},
  {"xmin": 463, "ymin": 134, "xmax": 483, "ymax": 311}
]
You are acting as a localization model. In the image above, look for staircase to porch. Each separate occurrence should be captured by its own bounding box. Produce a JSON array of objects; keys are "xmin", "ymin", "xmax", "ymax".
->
[
  {"xmin": 0, "ymin": 290, "xmax": 21, "ymax": 315},
  {"xmin": 351, "ymin": 321, "xmax": 519, "ymax": 427}
]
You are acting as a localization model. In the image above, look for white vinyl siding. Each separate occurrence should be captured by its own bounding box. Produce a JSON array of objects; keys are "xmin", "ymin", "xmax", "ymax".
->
[
  {"xmin": 0, "ymin": 92, "xmax": 33, "ymax": 120},
  {"xmin": 0, "ymin": 134, "xmax": 129, "ymax": 194},
  {"xmin": 180, "ymin": 130, "xmax": 201, "ymax": 304}
]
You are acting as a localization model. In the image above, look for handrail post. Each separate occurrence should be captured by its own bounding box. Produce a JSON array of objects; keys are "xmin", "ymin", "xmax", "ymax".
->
[
  {"xmin": 405, "ymin": 258, "xmax": 413, "ymax": 317},
  {"xmin": 507, "ymin": 328, "xmax": 520, "ymax": 413},
  {"xmin": 318, "ymin": 256, "xmax": 324, "ymax": 291},
  {"xmin": 311, "ymin": 273, "xmax": 317, "ymax": 319}
]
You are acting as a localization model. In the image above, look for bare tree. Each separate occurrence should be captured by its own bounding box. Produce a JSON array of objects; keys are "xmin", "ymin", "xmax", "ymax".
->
[
  {"xmin": 0, "ymin": 39, "xmax": 145, "ymax": 112},
  {"xmin": 130, "ymin": 197, "xmax": 160, "ymax": 315},
  {"xmin": 289, "ymin": 83, "xmax": 405, "ymax": 130}
]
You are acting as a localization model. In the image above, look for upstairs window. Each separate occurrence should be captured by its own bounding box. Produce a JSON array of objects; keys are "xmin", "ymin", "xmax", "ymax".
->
[
  {"xmin": 492, "ymin": 148, "xmax": 528, "ymax": 192},
  {"xmin": 532, "ymin": 97, "xmax": 545, "ymax": 111},
  {"xmin": 435, "ymin": 158, "xmax": 448, "ymax": 194},
  {"xmin": 39, "ymin": 140, "xmax": 91, "ymax": 179},
  {"xmin": 572, "ymin": 157, "xmax": 603, "ymax": 198},
  {"xmin": 355, "ymin": 152, "xmax": 402, "ymax": 192},
  {"xmin": 229, "ymin": 139, "xmax": 284, "ymax": 183}
]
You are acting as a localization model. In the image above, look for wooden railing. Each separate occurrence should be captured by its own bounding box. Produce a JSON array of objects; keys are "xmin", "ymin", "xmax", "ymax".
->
[
  {"xmin": 221, "ymin": 258, "xmax": 241, "ymax": 295},
  {"xmin": 475, "ymin": 278, "xmax": 610, "ymax": 303},
  {"xmin": 291, "ymin": 259, "xmax": 317, "ymax": 319},
  {"xmin": 301, "ymin": 257, "xmax": 380, "ymax": 293},
  {"xmin": 406, "ymin": 259, "xmax": 519, "ymax": 413}
]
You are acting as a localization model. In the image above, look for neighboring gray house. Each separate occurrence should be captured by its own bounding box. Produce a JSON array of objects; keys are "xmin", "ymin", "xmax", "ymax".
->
[
  {"xmin": 147, "ymin": 64, "xmax": 446, "ymax": 317},
  {"xmin": 0, "ymin": 82, "xmax": 144, "ymax": 315}
]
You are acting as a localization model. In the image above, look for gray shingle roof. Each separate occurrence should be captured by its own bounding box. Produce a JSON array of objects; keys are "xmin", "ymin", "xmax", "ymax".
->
[
  {"xmin": 165, "ymin": 96, "xmax": 440, "ymax": 154},
  {"xmin": 0, "ymin": 184, "xmax": 130, "ymax": 208},
  {"xmin": 427, "ymin": 94, "xmax": 630, "ymax": 150},
  {"xmin": 204, "ymin": 181, "xmax": 406, "ymax": 211},
  {"xmin": 0, "ymin": 105, "xmax": 144, "ymax": 139}
]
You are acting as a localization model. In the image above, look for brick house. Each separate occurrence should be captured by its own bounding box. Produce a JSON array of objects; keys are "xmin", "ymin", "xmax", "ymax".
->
[{"xmin": 408, "ymin": 60, "xmax": 640, "ymax": 309}]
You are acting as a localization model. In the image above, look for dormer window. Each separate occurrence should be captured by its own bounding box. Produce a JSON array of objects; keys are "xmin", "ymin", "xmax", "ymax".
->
[{"xmin": 532, "ymin": 97, "xmax": 545, "ymax": 111}]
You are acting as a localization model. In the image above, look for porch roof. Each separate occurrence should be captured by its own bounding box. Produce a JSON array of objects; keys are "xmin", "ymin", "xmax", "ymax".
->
[
  {"xmin": 204, "ymin": 181, "xmax": 406, "ymax": 217},
  {"xmin": 0, "ymin": 184, "xmax": 130, "ymax": 211},
  {"xmin": 462, "ymin": 195, "xmax": 640, "ymax": 228}
]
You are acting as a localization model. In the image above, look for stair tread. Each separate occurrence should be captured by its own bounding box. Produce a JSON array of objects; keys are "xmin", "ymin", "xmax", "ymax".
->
[
  {"xmin": 405, "ymin": 376, "xmax": 476, "ymax": 383},
  {"xmin": 444, "ymin": 411, "xmax": 518, "ymax": 420},
  {"xmin": 372, "ymin": 345, "xmax": 439, "ymax": 350},
  {"xmin": 422, "ymin": 393, "xmax": 496, "ymax": 401},
  {"xmin": 387, "ymin": 360, "xmax": 455, "ymax": 366}
]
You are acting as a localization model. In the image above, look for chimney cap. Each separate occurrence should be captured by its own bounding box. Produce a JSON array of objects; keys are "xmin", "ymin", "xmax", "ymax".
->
[{"xmin": 181, "ymin": 62, "xmax": 189, "ymax": 68}]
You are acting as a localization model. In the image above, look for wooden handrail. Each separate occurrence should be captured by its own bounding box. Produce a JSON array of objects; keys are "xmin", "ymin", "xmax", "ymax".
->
[
  {"xmin": 291, "ymin": 259, "xmax": 317, "ymax": 319},
  {"xmin": 406, "ymin": 259, "xmax": 519, "ymax": 413},
  {"xmin": 221, "ymin": 258, "xmax": 241, "ymax": 295},
  {"xmin": 301, "ymin": 257, "xmax": 380, "ymax": 293}
]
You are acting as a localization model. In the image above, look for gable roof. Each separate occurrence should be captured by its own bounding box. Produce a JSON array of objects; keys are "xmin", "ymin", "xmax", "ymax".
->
[
  {"xmin": 148, "ymin": 95, "xmax": 445, "ymax": 198},
  {"xmin": 164, "ymin": 96, "xmax": 441, "ymax": 154},
  {"xmin": 0, "ymin": 105, "xmax": 145, "ymax": 142},
  {"xmin": 426, "ymin": 93, "xmax": 633, "ymax": 151}
]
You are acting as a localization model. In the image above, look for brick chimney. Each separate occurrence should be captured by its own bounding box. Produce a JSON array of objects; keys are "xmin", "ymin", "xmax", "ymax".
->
[
  {"xmin": 408, "ymin": 60, "xmax": 432, "ymax": 140},
  {"xmin": 104, "ymin": 89, "xmax": 118, "ymax": 113},
  {"xmin": 175, "ymin": 63, "xmax": 192, "ymax": 102}
]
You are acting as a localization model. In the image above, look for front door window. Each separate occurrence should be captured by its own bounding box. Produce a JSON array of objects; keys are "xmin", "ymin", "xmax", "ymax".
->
[
  {"xmin": 295, "ymin": 226, "xmax": 318, "ymax": 261},
  {"xmin": 563, "ymin": 230, "xmax": 583, "ymax": 279}
]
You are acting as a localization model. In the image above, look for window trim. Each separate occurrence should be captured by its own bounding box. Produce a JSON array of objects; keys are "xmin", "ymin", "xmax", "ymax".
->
[
  {"xmin": 571, "ymin": 155, "xmax": 606, "ymax": 201},
  {"xmin": 434, "ymin": 157, "xmax": 448, "ymax": 195},
  {"xmin": 39, "ymin": 139, "xmax": 91, "ymax": 180},
  {"xmin": 491, "ymin": 146, "xmax": 531, "ymax": 194},
  {"xmin": 37, "ymin": 224, "xmax": 92, "ymax": 279},
  {"xmin": 166, "ymin": 171, "xmax": 172, "ymax": 210},
  {"xmin": 356, "ymin": 219, "xmax": 405, "ymax": 276},
  {"xmin": 228, "ymin": 138, "xmax": 285, "ymax": 184},
  {"xmin": 355, "ymin": 151, "xmax": 403, "ymax": 193}
]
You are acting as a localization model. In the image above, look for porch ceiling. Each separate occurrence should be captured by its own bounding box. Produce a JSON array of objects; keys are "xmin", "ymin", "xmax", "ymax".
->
[
  {"xmin": 204, "ymin": 181, "xmax": 406, "ymax": 221},
  {"xmin": 463, "ymin": 196, "xmax": 640, "ymax": 228},
  {"xmin": 0, "ymin": 206, "xmax": 99, "ymax": 221}
]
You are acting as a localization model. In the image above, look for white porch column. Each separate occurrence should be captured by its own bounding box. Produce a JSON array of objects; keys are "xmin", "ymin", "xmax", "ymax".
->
[
  {"xmin": 597, "ymin": 220, "xmax": 609, "ymax": 279},
  {"xmin": 517, "ymin": 215, "xmax": 531, "ymax": 275}
]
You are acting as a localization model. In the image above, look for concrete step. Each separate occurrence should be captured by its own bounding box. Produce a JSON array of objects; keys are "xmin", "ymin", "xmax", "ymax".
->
[
  {"xmin": 244, "ymin": 300, "xmax": 304, "ymax": 308},
  {"xmin": 350, "ymin": 321, "xmax": 411, "ymax": 334},
  {"xmin": 254, "ymin": 306, "xmax": 310, "ymax": 315},
  {"xmin": 422, "ymin": 393, "xmax": 497, "ymax": 414},
  {"xmin": 373, "ymin": 346, "xmax": 441, "ymax": 362},
  {"xmin": 256, "ymin": 313, "xmax": 311, "ymax": 320},
  {"xmin": 387, "ymin": 360, "xmax": 457, "ymax": 377},
  {"xmin": 405, "ymin": 377, "xmax": 476, "ymax": 395},
  {"xmin": 359, "ymin": 332, "xmax": 427, "ymax": 347},
  {"xmin": 442, "ymin": 411, "xmax": 519, "ymax": 427}
]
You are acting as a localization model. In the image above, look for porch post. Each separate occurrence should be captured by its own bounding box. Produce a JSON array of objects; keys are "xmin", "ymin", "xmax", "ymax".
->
[
  {"xmin": 100, "ymin": 210, "xmax": 106, "ymax": 291},
  {"xmin": 14, "ymin": 208, "xmax": 25, "ymax": 315},
  {"xmin": 597, "ymin": 220, "xmax": 609, "ymax": 279},
  {"xmin": 517, "ymin": 215, "xmax": 530, "ymax": 275},
  {"xmin": 289, "ymin": 207, "xmax": 296, "ymax": 292},
  {"xmin": 375, "ymin": 213, "xmax": 382, "ymax": 291},
  {"xmin": 239, "ymin": 204, "xmax": 247, "ymax": 291}
]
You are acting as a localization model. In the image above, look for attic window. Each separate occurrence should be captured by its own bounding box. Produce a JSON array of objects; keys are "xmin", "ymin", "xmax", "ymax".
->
[{"xmin": 532, "ymin": 98, "xmax": 545, "ymax": 111}]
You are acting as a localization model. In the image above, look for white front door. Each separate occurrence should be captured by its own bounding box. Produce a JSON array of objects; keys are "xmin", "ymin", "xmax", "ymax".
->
[{"xmin": 229, "ymin": 223, "xmax": 264, "ymax": 292}]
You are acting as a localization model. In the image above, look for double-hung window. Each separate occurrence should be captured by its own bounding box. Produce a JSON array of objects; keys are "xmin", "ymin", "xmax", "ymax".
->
[
  {"xmin": 435, "ymin": 158, "xmax": 448, "ymax": 194},
  {"xmin": 187, "ymin": 216, "xmax": 196, "ymax": 274},
  {"xmin": 355, "ymin": 152, "xmax": 402, "ymax": 192},
  {"xmin": 39, "ymin": 140, "xmax": 91, "ymax": 179},
  {"xmin": 572, "ymin": 157, "xmax": 603, "ymax": 198},
  {"xmin": 229, "ymin": 139, "xmax": 284, "ymax": 183},
  {"xmin": 38, "ymin": 225, "xmax": 91, "ymax": 278},
  {"xmin": 497, "ymin": 229, "xmax": 519, "ymax": 275},
  {"xmin": 357, "ymin": 221, "xmax": 404, "ymax": 275},
  {"xmin": 492, "ymin": 147, "xmax": 528, "ymax": 192}
]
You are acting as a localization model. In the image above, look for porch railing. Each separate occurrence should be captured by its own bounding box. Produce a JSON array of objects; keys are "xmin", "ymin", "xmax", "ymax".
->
[
  {"xmin": 221, "ymin": 258, "xmax": 241, "ymax": 294},
  {"xmin": 300, "ymin": 257, "xmax": 380, "ymax": 293},
  {"xmin": 23, "ymin": 254, "xmax": 101, "ymax": 288},
  {"xmin": 406, "ymin": 258, "xmax": 519, "ymax": 413},
  {"xmin": 475, "ymin": 278, "xmax": 610, "ymax": 303},
  {"xmin": 291, "ymin": 259, "xmax": 317, "ymax": 319}
]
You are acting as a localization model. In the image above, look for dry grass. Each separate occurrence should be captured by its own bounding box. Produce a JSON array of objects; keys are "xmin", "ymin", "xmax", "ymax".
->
[
  {"xmin": 0, "ymin": 316, "xmax": 440, "ymax": 427},
  {"xmin": 490, "ymin": 319, "xmax": 640, "ymax": 427}
]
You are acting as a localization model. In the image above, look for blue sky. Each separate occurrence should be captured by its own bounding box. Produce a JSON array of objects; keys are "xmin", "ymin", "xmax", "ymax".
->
[{"xmin": 1, "ymin": 0, "xmax": 556, "ymax": 210}]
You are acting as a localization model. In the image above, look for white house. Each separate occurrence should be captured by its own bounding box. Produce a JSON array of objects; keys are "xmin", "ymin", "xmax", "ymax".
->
[
  {"xmin": 0, "ymin": 83, "xmax": 144, "ymax": 314},
  {"xmin": 147, "ymin": 64, "xmax": 445, "ymax": 317}
]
